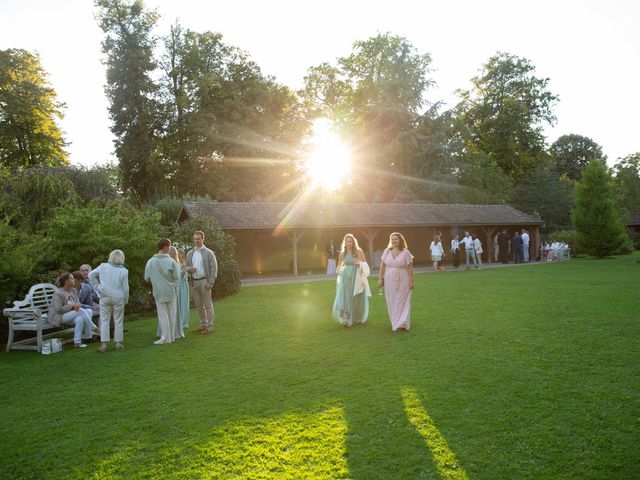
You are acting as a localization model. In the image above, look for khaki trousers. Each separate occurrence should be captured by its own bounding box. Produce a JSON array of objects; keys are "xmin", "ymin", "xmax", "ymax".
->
[
  {"xmin": 156, "ymin": 299, "xmax": 177, "ymax": 343},
  {"xmin": 191, "ymin": 279, "xmax": 214, "ymax": 328},
  {"xmin": 100, "ymin": 296, "xmax": 125, "ymax": 343}
]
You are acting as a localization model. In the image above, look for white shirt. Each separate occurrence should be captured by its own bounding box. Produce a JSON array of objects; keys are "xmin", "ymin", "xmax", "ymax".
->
[
  {"xmin": 430, "ymin": 241, "xmax": 444, "ymax": 256},
  {"xmin": 474, "ymin": 238, "xmax": 483, "ymax": 253},
  {"xmin": 451, "ymin": 239, "xmax": 459, "ymax": 251},
  {"xmin": 460, "ymin": 235, "xmax": 474, "ymax": 249},
  {"xmin": 192, "ymin": 248, "xmax": 206, "ymax": 278},
  {"xmin": 521, "ymin": 232, "xmax": 530, "ymax": 245}
]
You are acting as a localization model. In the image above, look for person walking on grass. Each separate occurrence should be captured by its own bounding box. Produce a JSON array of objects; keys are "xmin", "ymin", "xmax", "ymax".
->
[
  {"xmin": 145, "ymin": 238, "xmax": 180, "ymax": 345},
  {"xmin": 332, "ymin": 234, "xmax": 370, "ymax": 327},
  {"xmin": 186, "ymin": 231, "xmax": 218, "ymax": 334},
  {"xmin": 378, "ymin": 232, "xmax": 414, "ymax": 332}
]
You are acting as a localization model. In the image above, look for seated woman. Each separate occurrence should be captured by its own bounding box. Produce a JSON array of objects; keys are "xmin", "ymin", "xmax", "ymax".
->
[
  {"xmin": 48, "ymin": 273, "xmax": 97, "ymax": 348},
  {"xmin": 72, "ymin": 271, "xmax": 99, "ymax": 319}
]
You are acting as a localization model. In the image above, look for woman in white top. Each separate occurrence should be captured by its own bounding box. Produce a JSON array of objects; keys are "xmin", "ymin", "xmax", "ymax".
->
[
  {"xmin": 89, "ymin": 249, "xmax": 129, "ymax": 352},
  {"xmin": 472, "ymin": 234, "xmax": 483, "ymax": 268},
  {"xmin": 429, "ymin": 235, "xmax": 444, "ymax": 272}
]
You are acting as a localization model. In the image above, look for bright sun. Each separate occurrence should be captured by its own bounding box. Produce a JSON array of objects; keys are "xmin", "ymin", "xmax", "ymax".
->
[{"xmin": 305, "ymin": 119, "xmax": 352, "ymax": 191}]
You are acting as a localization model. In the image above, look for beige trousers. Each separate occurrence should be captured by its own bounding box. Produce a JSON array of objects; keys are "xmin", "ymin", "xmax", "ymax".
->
[{"xmin": 191, "ymin": 279, "xmax": 214, "ymax": 328}]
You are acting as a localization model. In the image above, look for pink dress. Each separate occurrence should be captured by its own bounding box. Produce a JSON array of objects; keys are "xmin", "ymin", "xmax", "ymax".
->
[{"xmin": 382, "ymin": 248, "xmax": 413, "ymax": 331}]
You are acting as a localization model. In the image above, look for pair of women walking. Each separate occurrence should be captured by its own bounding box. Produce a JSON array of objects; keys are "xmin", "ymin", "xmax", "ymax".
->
[{"xmin": 332, "ymin": 232, "xmax": 414, "ymax": 332}]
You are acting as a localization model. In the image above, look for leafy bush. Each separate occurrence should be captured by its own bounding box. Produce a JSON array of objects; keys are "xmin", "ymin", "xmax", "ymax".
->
[
  {"xmin": 169, "ymin": 215, "xmax": 241, "ymax": 300},
  {"xmin": 153, "ymin": 195, "xmax": 212, "ymax": 226},
  {"xmin": 44, "ymin": 200, "xmax": 161, "ymax": 311},
  {"xmin": 0, "ymin": 221, "xmax": 44, "ymax": 308}
]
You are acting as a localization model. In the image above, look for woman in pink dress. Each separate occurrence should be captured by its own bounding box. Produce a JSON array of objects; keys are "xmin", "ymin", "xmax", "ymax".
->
[{"xmin": 378, "ymin": 232, "xmax": 414, "ymax": 332}]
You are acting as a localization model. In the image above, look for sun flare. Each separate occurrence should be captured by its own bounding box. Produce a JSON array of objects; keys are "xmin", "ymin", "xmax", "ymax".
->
[{"xmin": 304, "ymin": 119, "xmax": 352, "ymax": 191}]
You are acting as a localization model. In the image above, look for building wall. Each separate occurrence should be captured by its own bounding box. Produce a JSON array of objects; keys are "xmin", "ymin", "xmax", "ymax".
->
[{"xmin": 227, "ymin": 224, "xmax": 541, "ymax": 274}]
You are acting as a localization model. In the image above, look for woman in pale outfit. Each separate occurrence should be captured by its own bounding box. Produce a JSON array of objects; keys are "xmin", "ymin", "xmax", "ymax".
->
[
  {"xmin": 89, "ymin": 250, "xmax": 129, "ymax": 352},
  {"xmin": 472, "ymin": 234, "xmax": 483, "ymax": 268},
  {"xmin": 429, "ymin": 234, "xmax": 444, "ymax": 272},
  {"xmin": 176, "ymin": 248, "xmax": 190, "ymax": 331},
  {"xmin": 156, "ymin": 246, "xmax": 187, "ymax": 339},
  {"xmin": 48, "ymin": 273, "xmax": 97, "ymax": 348},
  {"xmin": 332, "ymin": 234, "xmax": 369, "ymax": 327},
  {"xmin": 326, "ymin": 240, "xmax": 337, "ymax": 275},
  {"xmin": 378, "ymin": 232, "xmax": 414, "ymax": 332}
]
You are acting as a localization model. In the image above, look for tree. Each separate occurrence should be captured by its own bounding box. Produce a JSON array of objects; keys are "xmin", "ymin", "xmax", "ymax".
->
[
  {"xmin": 0, "ymin": 48, "xmax": 68, "ymax": 169},
  {"xmin": 612, "ymin": 153, "xmax": 640, "ymax": 213},
  {"xmin": 571, "ymin": 160, "xmax": 629, "ymax": 257},
  {"xmin": 510, "ymin": 168, "xmax": 574, "ymax": 233},
  {"xmin": 95, "ymin": 0, "xmax": 161, "ymax": 201},
  {"xmin": 456, "ymin": 52, "xmax": 559, "ymax": 182},
  {"xmin": 302, "ymin": 33, "xmax": 434, "ymax": 201},
  {"xmin": 549, "ymin": 134, "xmax": 606, "ymax": 181}
]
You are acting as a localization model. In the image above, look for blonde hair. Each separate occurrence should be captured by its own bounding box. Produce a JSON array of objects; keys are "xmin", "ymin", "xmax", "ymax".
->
[
  {"xmin": 169, "ymin": 246, "xmax": 178, "ymax": 262},
  {"xmin": 108, "ymin": 249, "xmax": 125, "ymax": 265},
  {"xmin": 177, "ymin": 248, "xmax": 186, "ymax": 266},
  {"xmin": 388, "ymin": 232, "xmax": 407, "ymax": 250},
  {"xmin": 340, "ymin": 233, "xmax": 361, "ymax": 255}
]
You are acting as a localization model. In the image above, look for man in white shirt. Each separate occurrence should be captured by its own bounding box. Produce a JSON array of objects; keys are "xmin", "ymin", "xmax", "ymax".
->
[
  {"xmin": 459, "ymin": 231, "xmax": 478, "ymax": 270},
  {"xmin": 521, "ymin": 229, "xmax": 530, "ymax": 263},
  {"xmin": 186, "ymin": 231, "xmax": 218, "ymax": 334}
]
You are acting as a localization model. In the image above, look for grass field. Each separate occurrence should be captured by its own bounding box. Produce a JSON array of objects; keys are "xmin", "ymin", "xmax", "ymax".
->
[{"xmin": 1, "ymin": 255, "xmax": 639, "ymax": 479}]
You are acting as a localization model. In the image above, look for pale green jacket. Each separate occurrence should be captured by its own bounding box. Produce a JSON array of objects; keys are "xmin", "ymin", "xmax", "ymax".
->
[{"xmin": 144, "ymin": 253, "xmax": 180, "ymax": 303}]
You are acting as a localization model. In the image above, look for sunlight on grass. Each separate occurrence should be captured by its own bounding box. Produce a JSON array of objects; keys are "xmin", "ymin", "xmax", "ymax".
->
[
  {"xmin": 401, "ymin": 388, "xmax": 469, "ymax": 480},
  {"xmin": 90, "ymin": 405, "xmax": 349, "ymax": 479}
]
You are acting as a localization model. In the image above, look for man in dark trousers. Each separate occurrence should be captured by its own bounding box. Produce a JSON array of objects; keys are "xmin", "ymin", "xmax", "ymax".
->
[
  {"xmin": 512, "ymin": 232, "xmax": 524, "ymax": 264},
  {"xmin": 498, "ymin": 229, "xmax": 509, "ymax": 263}
]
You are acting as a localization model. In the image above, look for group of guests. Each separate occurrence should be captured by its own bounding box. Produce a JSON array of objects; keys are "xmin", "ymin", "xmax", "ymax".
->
[
  {"xmin": 332, "ymin": 232, "xmax": 414, "ymax": 333},
  {"xmin": 48, "ymin": 230, "xmax": 218, "ymax": 352},
  {"xmin": 448, "ymin": 232, "xmax": 484, "ymax": 270},
  {"xmin": 543, "ymin": 241, "xmax": 570, "ymax": 261},
  {"xmin": 48, "ymin": 254, "xmax": 129, "ymax": 349}
]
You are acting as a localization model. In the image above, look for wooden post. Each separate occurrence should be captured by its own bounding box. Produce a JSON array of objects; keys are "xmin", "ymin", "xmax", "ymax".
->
[
  {"xmin": 481, "ymin": 227, "xmax": 496, "ymax": 264},
  {"xmin": 285, "ymin": 230, "xmax": 305, "ymax": 276},
  {"xmin": 533, "ymin": 225, "xmax": 541, "ymax": 262},
  {"xmin": 360, "ymin": 229, "xmax": 380, "ymax": 266}
]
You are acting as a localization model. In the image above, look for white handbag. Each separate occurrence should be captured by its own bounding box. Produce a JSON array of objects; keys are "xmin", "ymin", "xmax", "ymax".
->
[{"xmin": 41, "ymin": 338, "xmax": 63, "ymax": 355}]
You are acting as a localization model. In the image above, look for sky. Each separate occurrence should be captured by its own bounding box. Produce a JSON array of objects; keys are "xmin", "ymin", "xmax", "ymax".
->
[{"xmin": 1, "ymin": 0, "xmax": 639, "ymax": 167}]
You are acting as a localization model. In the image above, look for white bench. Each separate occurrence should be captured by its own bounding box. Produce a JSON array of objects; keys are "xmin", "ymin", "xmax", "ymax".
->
[{"xmin": 3, "ymin": 283, "xmax": 75, "ymax": 353}]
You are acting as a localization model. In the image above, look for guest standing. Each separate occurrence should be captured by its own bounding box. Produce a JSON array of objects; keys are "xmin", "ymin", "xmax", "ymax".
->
[
  {"xmin": 521, "ymin": 229, "xmax": 530, "ymax": 263},
  {"xmin": 512, "ymin": 232, "xmax": 524, "ymax": 264},
  {"xmin": 89, "ymin": 250, "xmax": 129, "ymax": 352},
  {"xmin": 451, "ymin": 234, "xmax": 460, "ymax": 269},
  {"xmin": 378, "ymin": 232, "xmax": 414, "ymax": 332},
  {"xmin": 460, "ymin": 231, "xmax": 477, "ymax": 270},
  {"xmin": 332, "ymin": 234, "xmax": 369, "ymax": 327},
  {"xmin": 473, "ymin": 235, "xmax": 483, "ymax": 268},
  {"xmin": 429, "ymin": 235, "xmax": 444, "ymax": 272},
  {"xmin": 157, "ymin": 246, "xmax": 187, "ymax": 340},
  {"xmin": 48, "ymin": 273, "xmax": 96, "ymax": 348},
  {"xmin": 145, "ymin": 238, "xmax": 180, "ymax": 345},
  {"xmin": 326, "ymin": 240, "xmax": 338, "ymax": 275},
  {"xmin": 186, "ymin": 231, "xmax": 218, "ymax": 334},
  {"xmin": 176, "ymin": 248, "xmax": 190, "ymax": 330}
]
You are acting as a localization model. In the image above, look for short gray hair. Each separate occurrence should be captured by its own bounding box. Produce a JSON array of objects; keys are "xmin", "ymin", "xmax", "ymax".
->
[{"xmin": 108, "ymin": 249, "xmax": 125, "ymax": 265}]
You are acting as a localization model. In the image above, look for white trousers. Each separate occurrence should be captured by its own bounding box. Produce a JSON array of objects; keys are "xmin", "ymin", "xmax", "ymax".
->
[
  {"xmin": 61, "ymin": 308, "xmax": 95, "ymax": 344},
  {"xmin": 156, "ymin": 299, "xmax": 177, "ymax": 343},
  {"xmin": 100, "ymin": 296, "xmax": 125, "ymax": 343}
]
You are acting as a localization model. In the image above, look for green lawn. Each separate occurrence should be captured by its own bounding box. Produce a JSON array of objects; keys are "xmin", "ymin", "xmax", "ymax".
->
[{"xmin": 1, "ymin": 255, "xmax": 639, "ymax": 479}]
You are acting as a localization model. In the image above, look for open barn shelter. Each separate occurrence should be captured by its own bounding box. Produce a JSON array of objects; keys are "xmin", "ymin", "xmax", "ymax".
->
[{"xmin": 179, "ymin": 202, "xmax": 544, "ymax": 276}]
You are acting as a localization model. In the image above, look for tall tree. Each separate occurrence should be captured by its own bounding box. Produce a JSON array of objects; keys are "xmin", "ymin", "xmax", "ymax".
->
[
  {"xmin": 95, "ymin": 0, "xmax": 161, "ymax": 201},
  {"xmin": 549, "ymin": 134, "xmax": 606, "ymax": 181},
  {"xmin": 612, "ymin": 153, "xmax": 640, "ymax": 213},
  {"xmin": 572, "ymin": 159, "xmax": 628, "ymax": 257},
  {"xmin": 457, "ymin": 52, "xmax": 558, "ymax": 182},
  {"xmin": 302, "ymin": 33, "xmax": 433, "ymax": 201},
  {"xmin": 0, "ymin": 49, "xmax": 68, "ymax": 169}
]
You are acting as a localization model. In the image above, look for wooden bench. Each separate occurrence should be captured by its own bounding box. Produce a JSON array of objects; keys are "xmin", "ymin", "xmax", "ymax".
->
[{"xmin": 3, "ymin": 283, "xmax": 75, "ymax": 353}]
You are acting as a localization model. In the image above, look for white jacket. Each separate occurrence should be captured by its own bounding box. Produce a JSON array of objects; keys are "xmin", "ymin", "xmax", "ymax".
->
[
  {"xmin": 89, "ymin": 262, "xmax": 129, "ymax": 304},
  {"xmin": 354, "ymin": 262, "xmax": 372, "ymax": 297}
]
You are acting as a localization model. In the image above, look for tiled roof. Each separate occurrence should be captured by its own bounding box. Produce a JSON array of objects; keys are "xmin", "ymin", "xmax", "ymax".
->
[
  {"xmin": 627, "ymin": 212, "xmax": 640, "ymax": 225},
  {"xmin": 179, "ymin": 202, "xmax": 544, "ymax": 229}
]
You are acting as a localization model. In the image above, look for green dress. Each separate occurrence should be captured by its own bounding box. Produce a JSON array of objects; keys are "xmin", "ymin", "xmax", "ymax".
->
[
  {"xmin": 332, "ymin": 252, "xmax": 368, "ymax": 326},
  {"xmin": 177, "ymin": 266, "xmax": 190, "ymax": 329}
]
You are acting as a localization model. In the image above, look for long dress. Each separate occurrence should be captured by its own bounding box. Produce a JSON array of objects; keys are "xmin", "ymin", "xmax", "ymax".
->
[
  {"xmin": 332, "ymin": 252, "xmax": 369, "ymax": 326},
  {"xmin": 177, "ymin": 266, "xmax": 190, "ymax": 329},
  {"xmin": 382, "ymin": 248, "xmax": 413, "ymax": 331},
  {"xmin": 156, "ymin": 266, "xmax": 188, "ymax": 338}
]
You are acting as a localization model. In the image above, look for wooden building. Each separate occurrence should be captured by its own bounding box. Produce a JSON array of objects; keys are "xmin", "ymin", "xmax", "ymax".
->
[{"xmin": 178, "ymin": 202, "xmax": 544, "ymax": 275}]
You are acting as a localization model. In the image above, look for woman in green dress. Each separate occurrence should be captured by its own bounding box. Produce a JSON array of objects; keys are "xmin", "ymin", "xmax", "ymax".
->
[
  {"xmin": 332, "ymin": 234, "xmax": 369, "ymax": 327},
  {"xmin": 176, "ymin": 248, "xmax": 190, "ymax": 330}
]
